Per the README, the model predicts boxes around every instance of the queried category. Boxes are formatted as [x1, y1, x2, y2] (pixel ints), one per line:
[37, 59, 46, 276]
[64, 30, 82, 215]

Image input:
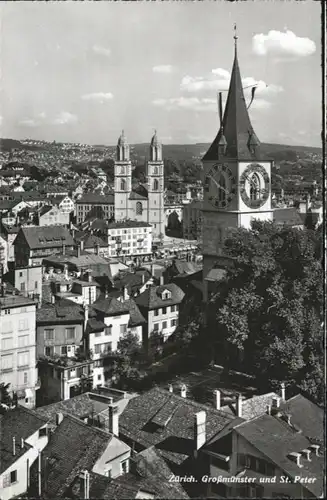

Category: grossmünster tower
[202, 33, 273, 301]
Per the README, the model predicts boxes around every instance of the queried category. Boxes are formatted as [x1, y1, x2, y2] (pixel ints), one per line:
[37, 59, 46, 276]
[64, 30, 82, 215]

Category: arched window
[120, 179, 126, 191]
[153, 179, 159, 191]
[136, 202, 143, 215]
[218, 174, 226, 203]
[250, 173, 260, 201]
[120, 166, 125, 174]
[153, 166, 158, 175]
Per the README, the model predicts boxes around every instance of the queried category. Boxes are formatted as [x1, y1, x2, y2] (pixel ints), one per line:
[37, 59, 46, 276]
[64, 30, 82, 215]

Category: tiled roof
[0, 294, 36, 310]
[135, 283, 185, 311]
[36, 299, 84, 324]
[205, 268, 227, 282]
[221, 392, 279, 420]
[120, 387, 235, 465]
[93, 296, 130, 316]
[172, 259, 202, 277]
[74, 232, 108, 249]
[234, 414, 324, 497]
[273, 208, 304, 227]
[114, 269, 152, 293]
[107, 220, 152, 229]
[279, 394, 324, 442]
[38, 205, 54, 216]
[0, 406, 48, 474]
[17, 226, 74, 250]
[76, 193, 114, 204]
[36, 415, 112, 498]
[87, 447, 189, 499]
[86, 318, 107, 333]
[124, 299, 146, 326]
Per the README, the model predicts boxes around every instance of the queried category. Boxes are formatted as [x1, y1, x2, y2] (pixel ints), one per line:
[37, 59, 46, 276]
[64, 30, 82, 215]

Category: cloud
[152, 65, 173, 74]
[19, 118, 40, 128]
[92, 45, 111, 57]
[180, 71, 283, 96]
[81, 92, 114, 102]
[152, 97, 216, 112]
[52, 112, 77, 125]
[252, 30, 316, 58]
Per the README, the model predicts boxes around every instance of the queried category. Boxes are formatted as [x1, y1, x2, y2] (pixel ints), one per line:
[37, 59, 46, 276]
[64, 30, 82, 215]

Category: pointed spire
[203, 28, 264, 162]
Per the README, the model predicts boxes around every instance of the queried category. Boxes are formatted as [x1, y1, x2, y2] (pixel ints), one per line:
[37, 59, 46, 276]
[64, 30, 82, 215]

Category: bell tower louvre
[201, 28, 273, 303]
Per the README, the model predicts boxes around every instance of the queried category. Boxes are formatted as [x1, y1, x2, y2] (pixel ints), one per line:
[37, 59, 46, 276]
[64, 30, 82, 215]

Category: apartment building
[0, 291, 38, 408]
[37, 205, 70, 227]
[135, 281, 185, 344]
[14, 226, 75, 267]
[76, 193, 114, 224]
[107, 220, 152, 259]
[50, 195, 75, 213]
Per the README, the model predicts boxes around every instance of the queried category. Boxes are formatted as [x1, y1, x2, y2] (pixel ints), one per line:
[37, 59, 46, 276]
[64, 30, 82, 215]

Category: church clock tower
[147, 131, 165, 241]
[202, 32, 273, 301]
[114, 130, 132, 221]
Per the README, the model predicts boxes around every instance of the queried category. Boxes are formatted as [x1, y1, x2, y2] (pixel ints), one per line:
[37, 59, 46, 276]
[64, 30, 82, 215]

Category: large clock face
[239, 163, 270, 209]
[207, 163, 236, 209]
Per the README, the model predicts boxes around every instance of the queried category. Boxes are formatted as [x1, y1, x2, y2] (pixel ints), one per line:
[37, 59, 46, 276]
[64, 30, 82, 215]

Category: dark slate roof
[36, 299, 84, 324]
[135, 283, 185, 311]
[0, 294, 36, 310]
[0, 406, 48, 474]
[114, 269, 152, 294]
[124, 299, 146, 326]
[279, 394, 324, 442]
[273, 208, 304, 227]
[37, 415, 112, 498]
[87, 447, 189, 499]
[202, 46, 268, 162]
[234, 414, 324, 497]
[119, 387, 235, 465]
[107, 220, 152, 229]
[86, 318, 107, 333]
[76, 193, 114, 204]
[17, 226, 74, 250]
[172, 259, 203, 277]
[129, 191, 148, 201]
[74, 232, 108, 249]
[93, 296, 130, 316]
[38, 205, 55, 216]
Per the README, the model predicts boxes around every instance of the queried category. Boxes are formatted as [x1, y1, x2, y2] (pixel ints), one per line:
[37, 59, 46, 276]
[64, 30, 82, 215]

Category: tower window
[136, 202, 143, 215]
[120, 166, 125, 174]
[153, 179, 159, 191]
[153, 166, 158, 175]
[250, 173, 261, 201]
[120, 179, 126, 191]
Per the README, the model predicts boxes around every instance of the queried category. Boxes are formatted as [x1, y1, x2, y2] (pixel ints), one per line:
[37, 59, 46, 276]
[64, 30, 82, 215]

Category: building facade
[114, 131, 165, 241]
[106, 220, 152, 259]
[183, 200, 203, 241]
[76, 194, 114, 224]
[0, 293, 38, 408]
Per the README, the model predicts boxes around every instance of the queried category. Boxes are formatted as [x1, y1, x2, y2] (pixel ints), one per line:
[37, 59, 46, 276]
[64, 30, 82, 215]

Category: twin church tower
[114, 131, 165, 240]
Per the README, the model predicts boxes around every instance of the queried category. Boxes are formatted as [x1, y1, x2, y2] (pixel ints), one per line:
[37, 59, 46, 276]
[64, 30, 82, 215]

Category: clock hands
[210, 176, 228, 193]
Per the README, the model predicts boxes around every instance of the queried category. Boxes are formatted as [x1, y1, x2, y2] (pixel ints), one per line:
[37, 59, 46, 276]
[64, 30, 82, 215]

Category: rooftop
[76, 193, 114, 204]
[0, 293, 36, 310]
[120, 387, 235, 465]
[16, 226, 75, 250]
[107, 220, 152, 229]
[135, 283, 185, 310]
[36, 298, 84, 324]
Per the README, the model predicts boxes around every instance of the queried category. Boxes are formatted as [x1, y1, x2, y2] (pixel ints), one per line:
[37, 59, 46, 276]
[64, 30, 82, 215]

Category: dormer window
[161, 290, 171, 300]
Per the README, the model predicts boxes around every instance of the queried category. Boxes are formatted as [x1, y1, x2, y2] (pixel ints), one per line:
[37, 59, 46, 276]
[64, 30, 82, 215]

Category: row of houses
[1, 381, 324, 499]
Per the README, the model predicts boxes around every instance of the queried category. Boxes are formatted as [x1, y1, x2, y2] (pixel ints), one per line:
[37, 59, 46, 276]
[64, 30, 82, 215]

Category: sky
[0, 1, 322, 147]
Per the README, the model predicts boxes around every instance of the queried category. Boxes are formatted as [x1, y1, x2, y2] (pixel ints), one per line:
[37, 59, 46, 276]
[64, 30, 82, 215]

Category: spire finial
[233, 23, 238, 53]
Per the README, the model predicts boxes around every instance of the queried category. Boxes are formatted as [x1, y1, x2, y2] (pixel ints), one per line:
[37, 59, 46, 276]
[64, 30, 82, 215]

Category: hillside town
[0, 3, 324, 499]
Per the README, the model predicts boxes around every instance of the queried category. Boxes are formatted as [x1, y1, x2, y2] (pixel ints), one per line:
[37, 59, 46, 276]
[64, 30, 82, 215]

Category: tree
[207, 221, 324, 404]
[0, 382, 11, 406]
[110, 332, 146, 389]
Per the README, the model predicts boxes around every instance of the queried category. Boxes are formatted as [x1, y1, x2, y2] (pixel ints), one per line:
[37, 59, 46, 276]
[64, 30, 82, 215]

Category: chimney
[180, 384, 187, 398]
[288, 452, 303, 468]
[80, 240, 84, 251]
[301, 449, 311, 461]
[95, 244, 100, 256]
[81, 470, 90, 500]
[309, 444, 320, 456]
[272, 396, 281, 409]
[84, 304, 89, 328]
[62, 243, 66, 256]
[280, 382, 286, 401]
[159, 275, 164, 286]
[63, 264, 68, 280]
[108, 404, 119, 436]
[214, 390, 221, 410]
[50, 294, 55, 305]
[88, 272, 92, 283]
[123, 286, 128, 301]
[141, 273, 145, 285]
[266, 404, 272, 415]
[151, 263, 155, 277]
[21, 437, 24, 448]
[38, 450, 42, 497]
[55, 413, 64, 426]
[194, 411, 206, 450]
[77, 243, 81, 258]
[236, 394, 243, 418]
[13, 436, 16, 456]
[168, 384, 173, 393]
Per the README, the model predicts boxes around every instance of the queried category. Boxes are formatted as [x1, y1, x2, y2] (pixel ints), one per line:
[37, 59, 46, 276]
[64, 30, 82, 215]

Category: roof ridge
[62, 413, 113, 440]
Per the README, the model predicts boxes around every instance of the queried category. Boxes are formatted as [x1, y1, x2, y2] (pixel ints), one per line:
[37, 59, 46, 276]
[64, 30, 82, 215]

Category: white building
[106, 220, 152, 259]
[0, 292, 38, 408]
